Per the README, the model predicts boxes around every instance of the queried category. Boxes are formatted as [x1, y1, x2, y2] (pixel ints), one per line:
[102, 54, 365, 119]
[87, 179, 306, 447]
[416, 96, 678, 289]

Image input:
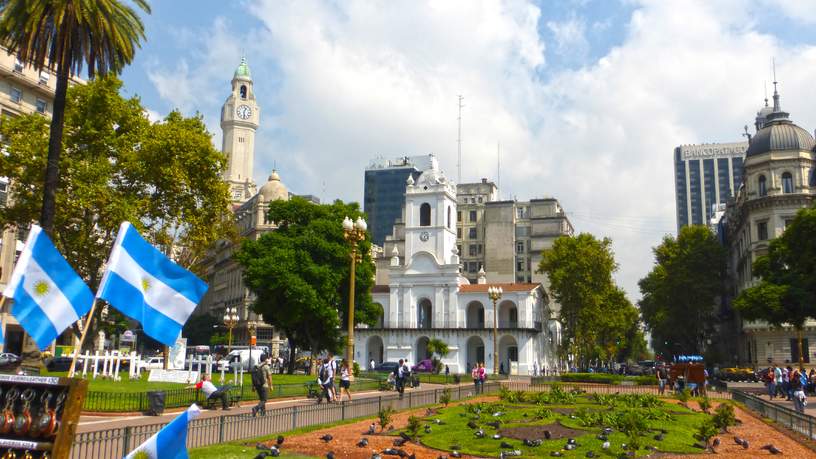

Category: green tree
[426, 338, 449, 359]
[734, 207, 816, 369]
[638, 225, 726, 358]
[235, 198, 380, 373]
[0, 76, 233, 341]
[0, 0, 151, 235]
[537, 233, 637, 367]
[182, 313, 221, 346]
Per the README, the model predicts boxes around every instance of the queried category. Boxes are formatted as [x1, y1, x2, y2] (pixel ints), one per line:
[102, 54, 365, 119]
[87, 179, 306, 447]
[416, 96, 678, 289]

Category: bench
[304, 382, 320, 399]
[198, 386, 241, 409]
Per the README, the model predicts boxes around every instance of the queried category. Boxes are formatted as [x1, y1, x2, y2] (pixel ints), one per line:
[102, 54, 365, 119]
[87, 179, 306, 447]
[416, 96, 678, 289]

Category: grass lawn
[404, 387, 711, 458]
[189, 443, 318, 459]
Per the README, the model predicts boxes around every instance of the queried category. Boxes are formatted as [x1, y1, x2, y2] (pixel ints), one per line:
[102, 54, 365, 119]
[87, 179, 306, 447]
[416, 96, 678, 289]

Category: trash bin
[146, 391, 165, 416]
[412, 376, 420, 388]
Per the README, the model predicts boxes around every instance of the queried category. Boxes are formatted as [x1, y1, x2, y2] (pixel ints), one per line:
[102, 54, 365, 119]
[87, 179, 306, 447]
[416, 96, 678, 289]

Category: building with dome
[354, 162, 563, 375]
[196, 59, 297, 356]
[722, 83, 816, 366]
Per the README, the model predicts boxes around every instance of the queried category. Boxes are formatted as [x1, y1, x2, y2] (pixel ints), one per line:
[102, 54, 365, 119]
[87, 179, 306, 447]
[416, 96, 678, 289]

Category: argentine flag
[97, 222, 207, 346]
[125, 403, 201, 459]
[1, 225, 93, 350]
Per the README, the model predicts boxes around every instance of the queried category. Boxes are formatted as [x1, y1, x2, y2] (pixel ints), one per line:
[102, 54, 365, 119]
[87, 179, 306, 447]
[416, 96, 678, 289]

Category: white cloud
[149, 0, 816, 301]
[547, 16, 589, 58]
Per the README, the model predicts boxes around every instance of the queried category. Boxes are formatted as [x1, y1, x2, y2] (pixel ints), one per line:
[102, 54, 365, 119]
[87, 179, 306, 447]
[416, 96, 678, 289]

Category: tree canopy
[734, 206, 816, 367]
[235, 197, 381, 370]
[638, 225, 726, 359]
[537, 233, 644, 366]
[0, 76, 233, 340]
[0, 0, 151, 234]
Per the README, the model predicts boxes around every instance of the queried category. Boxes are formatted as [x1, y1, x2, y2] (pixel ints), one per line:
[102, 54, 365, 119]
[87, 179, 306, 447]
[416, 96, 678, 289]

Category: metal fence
[731, 388, 816, 440]
[82, 378, 383, 412]
[71, 382, 501, 458]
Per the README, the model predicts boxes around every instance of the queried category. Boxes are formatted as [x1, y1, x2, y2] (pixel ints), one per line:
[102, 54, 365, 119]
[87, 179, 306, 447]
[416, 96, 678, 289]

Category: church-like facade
[354, 164, 563, 375]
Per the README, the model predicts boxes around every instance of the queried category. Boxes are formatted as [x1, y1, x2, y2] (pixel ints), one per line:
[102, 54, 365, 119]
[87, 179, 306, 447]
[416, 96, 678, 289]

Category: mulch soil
[264, 397, 816, 458]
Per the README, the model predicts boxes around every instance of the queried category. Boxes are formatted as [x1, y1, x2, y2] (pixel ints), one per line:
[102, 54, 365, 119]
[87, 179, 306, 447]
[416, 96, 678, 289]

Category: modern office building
[364, 155, 436, 245]
[674, 141, 748, 230]
[0, 48, 84, 355]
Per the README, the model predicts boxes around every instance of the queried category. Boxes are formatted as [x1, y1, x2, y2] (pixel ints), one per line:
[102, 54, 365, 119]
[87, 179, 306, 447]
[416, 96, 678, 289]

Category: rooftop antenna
[497, 142, 501, 200]
[772, 58, 780, 112]
[457, 95, 464, 184]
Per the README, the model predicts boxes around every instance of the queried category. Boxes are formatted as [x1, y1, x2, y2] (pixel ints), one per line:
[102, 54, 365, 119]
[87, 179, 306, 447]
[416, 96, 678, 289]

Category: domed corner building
[723, 84, 816, 367]
[195, 57, 295, 359]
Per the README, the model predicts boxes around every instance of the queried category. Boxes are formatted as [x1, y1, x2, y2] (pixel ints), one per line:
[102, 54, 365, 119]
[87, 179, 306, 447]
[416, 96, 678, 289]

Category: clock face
[419, 231, 430, 242]
[236, 104, 252, 120]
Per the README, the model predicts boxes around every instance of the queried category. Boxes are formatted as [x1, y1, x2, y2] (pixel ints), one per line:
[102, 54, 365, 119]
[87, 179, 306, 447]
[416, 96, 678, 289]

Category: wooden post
[68, 298, 99, 378]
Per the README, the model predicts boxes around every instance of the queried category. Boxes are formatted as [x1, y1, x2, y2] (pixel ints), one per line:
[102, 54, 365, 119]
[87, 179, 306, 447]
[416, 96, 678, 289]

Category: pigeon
[358, 438, 369, 447]
[742, 440, 750, 449]
[320, 434, 333, 442]
[276, 436, 284, 446]
[486, 421, 501, 428]
[268, 448, 280, 458]
[653, 433, 664, 441]
[544, 430, 552, 440]
[734, 437, 744, 446]
[598, 434, 608, 441]
[621, 443, 628, 450]
[474, 429, 485, 438]
[601, 441, 611, 450]
[451, 451, 461, 458]
[501, 441, 513, 448]
[254, 453, 269, 459]
[550, 452, 563, 457]
[425, 425, 432, 433]
[393, 438, 407, 446]
[603, 428, 613, 435]
[499, 450, 522, 458]
[383, 449, 400, 456]
[493, 412, 504, 417]
[492, 434, 502, 440]
[326, 453, 335, 459]
[769, 446, 782, 455]
[434, 419, 442, 424]
[712, 438, 720, 448]
[467, 421, 479, 429]
[523, 439, 542, 447]
[567, 438, 576, 445]
[586, 452, 596, 458]
[368, 423, 377, 434]
[565, 444, 576, 451]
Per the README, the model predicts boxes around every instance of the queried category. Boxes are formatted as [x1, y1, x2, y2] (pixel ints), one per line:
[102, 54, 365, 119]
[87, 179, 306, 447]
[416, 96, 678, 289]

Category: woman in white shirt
[339, 359, 352, 402]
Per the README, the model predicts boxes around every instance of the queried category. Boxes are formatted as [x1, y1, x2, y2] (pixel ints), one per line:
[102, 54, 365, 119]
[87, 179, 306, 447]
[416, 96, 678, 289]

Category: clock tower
[221, 57, 260, 203]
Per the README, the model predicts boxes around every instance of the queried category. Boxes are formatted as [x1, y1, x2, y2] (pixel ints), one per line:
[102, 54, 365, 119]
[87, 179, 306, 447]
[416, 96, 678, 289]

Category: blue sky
[119, 0, 816, 299]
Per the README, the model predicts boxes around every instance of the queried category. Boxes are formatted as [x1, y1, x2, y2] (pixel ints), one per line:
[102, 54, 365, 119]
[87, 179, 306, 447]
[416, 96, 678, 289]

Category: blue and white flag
[125, 403, 201, 459]
[1, 225, 94, 350]
[97, 222, 207, 346]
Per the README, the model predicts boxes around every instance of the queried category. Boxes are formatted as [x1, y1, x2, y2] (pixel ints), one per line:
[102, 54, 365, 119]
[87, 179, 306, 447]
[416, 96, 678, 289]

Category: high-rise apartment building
[674, 141, 748, 230]
[364, 155, 436, 245]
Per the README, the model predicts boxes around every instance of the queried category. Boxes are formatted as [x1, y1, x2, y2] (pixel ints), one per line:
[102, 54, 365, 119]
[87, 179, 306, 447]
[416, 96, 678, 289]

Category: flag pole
[68, 298, 99, 378]
[0, 295, 6, 353]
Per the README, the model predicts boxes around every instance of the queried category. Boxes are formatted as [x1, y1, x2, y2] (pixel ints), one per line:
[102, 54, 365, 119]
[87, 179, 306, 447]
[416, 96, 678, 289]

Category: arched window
[240, 85, 247, 99]
[447, 206, 451, 229]
[420, 203, 431, 226]
[758, 175, 767, 197]
[782, 172, 794, 194]
[810, 169, 816, 187]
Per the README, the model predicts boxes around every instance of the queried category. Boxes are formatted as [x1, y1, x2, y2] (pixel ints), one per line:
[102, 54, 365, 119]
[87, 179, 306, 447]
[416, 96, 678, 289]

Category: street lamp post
[487, 286, 503, 375]
[342, 216, 367, 369]
[223, 306, 239, 356]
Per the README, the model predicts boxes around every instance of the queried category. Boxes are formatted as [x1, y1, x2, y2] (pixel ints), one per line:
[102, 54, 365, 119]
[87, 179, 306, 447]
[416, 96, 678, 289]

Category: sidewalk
[729, 381, 816, 417]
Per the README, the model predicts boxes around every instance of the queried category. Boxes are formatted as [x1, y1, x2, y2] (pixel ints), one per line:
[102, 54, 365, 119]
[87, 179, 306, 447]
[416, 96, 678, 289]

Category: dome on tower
[746, 85, 815, 157]
[234, 57, 251, 80]
[258, 170, 288, 201]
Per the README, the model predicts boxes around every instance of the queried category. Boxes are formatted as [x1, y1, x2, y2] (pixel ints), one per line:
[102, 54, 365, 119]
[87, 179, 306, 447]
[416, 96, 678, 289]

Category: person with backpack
[395, 359, 409, 398]
[251, 355, 273, 416]
[317, 357, 334, 404]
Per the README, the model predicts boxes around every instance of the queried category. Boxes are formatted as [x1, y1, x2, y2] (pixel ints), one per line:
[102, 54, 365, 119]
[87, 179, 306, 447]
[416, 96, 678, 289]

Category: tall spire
[772, 58, 780, 112]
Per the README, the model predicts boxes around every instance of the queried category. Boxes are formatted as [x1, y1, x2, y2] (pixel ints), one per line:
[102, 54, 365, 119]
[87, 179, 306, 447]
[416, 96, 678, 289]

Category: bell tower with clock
[221, 56, 260, 203]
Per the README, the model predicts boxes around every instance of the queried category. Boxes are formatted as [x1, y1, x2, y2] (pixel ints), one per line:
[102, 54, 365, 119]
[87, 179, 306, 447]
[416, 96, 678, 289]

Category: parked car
[373, 361, 399, 374]
[411, 359, 434, 373]
[139, 356, 165, 371]
[216, 348, 266, 371]
[0, 353, 20, 368]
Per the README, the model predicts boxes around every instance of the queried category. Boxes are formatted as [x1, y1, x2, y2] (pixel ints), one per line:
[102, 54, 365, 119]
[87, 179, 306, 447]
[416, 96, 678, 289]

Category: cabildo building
[354, 163, 563, 375]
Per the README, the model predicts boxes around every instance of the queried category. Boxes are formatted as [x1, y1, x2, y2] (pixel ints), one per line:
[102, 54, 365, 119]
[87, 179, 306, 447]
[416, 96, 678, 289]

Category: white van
[217, 348, 266, 371]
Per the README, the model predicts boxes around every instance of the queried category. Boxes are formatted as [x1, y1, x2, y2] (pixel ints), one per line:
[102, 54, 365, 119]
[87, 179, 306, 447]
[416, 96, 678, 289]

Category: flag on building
[97, 222, 207, 346]
[125, 403, 201, 459]
[1, 225, 94, 350]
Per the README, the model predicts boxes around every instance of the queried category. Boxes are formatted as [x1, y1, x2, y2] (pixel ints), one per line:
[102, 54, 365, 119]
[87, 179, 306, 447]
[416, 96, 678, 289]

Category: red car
[412, 359, 434, 373]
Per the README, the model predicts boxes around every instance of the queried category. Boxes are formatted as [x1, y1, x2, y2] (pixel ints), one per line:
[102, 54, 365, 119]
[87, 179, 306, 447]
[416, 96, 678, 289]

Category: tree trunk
[287, 341, 296, 375]
[40, 59, 69, 235]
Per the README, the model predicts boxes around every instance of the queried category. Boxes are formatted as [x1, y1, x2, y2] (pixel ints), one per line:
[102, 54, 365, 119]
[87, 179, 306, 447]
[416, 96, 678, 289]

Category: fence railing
[71, 382, 502, 458]
[730, 388, 816, 440]
[83, 378, 384, 412]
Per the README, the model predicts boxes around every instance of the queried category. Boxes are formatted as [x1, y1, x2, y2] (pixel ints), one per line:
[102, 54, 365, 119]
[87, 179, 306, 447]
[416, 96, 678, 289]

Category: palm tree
[0, 0, 150, 234]
[426, 338, 449, 374]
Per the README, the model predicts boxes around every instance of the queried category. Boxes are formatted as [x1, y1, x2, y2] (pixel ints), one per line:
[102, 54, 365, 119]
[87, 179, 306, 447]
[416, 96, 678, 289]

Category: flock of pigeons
[252, 412, 785, 458]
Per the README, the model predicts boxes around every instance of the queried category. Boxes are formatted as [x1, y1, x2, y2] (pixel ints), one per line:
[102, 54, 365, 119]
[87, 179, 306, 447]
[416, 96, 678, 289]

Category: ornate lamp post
[223, 306, 239, 355]
[342, 216, 367, 368]
[487, 286, 503, 375]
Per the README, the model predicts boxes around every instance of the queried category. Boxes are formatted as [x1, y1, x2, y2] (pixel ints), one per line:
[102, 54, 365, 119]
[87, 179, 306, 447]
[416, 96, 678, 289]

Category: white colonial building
[354, 163, 562, 375]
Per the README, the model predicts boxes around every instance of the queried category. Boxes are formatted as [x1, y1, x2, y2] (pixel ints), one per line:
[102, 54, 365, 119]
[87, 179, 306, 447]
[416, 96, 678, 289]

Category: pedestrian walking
[479, 362, 487, 393]
[338, 359, 353, 402]
[656, 364, 668, 395]
[765, 366, 776, 399]
[774, 365, 783, 398]
[471, 363, 480, 394]
[395, 359, 409, 398]
[317, 358, 334, 404]
[791, 369, 807, 413]
[369, 358, 376, 371]
[251, 355, 273, 416]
